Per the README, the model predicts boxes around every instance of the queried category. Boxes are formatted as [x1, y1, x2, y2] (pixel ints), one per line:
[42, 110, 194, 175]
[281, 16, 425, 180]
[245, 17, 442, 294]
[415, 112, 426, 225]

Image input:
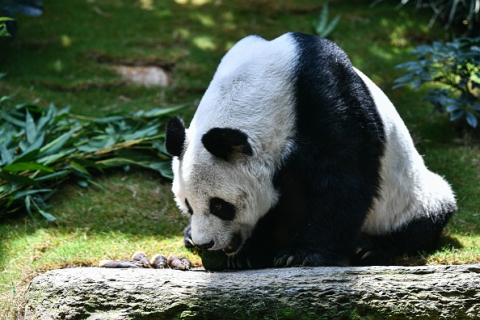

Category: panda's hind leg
[355, 212, 454, 266]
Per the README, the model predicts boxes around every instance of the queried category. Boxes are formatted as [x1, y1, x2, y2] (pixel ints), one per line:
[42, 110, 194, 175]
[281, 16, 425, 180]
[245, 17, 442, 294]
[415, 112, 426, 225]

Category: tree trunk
[23, 264, 480, 319]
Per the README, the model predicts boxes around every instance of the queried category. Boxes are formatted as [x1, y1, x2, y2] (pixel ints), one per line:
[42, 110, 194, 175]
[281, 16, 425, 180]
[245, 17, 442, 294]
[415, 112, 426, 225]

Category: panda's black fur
[165, 32, 456, 268]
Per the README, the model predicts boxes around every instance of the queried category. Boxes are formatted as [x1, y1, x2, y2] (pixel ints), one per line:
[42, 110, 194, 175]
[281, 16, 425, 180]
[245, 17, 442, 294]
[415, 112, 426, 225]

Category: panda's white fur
[167, 32, 456, 266]
[172, 34, 298, 250]
[355, 69, 456, 235]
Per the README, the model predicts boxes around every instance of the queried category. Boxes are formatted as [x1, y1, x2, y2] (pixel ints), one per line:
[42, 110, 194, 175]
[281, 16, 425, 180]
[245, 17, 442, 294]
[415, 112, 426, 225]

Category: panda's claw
[361, 251, 372, 260]
[246, 258, 252, 269]
[286, 255, 296, 267]
[274, 254, 290, 267]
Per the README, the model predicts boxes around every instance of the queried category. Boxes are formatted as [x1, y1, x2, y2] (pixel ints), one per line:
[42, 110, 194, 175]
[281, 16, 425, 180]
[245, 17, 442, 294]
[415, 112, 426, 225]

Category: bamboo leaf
[14, 189, 52, 200]
[0, 171, 41, 187]
[25, 195, 32, 216]
[39, 132, 72, 155]
[1, 101, 181, 221]
[141, 105, 188, 118]
[93, 116, 125, 123]
[72, 158, 104, 172]
[76, 180, 89, 188]
[36, 148, 76, 165]
[466, 111, 478, 128]
[0, 111, 25, 127]
[1, 144, 14, 165]
[3, 162, 54, 173]
[25, 110, 37, 144]
[69, 161, 90, 175]
[37, 105, 56, 132]
[34, 170, 70, 182]
[37, 209, 57, 222]
[12, 149, 40, 164]
[24, 131, 46, 154]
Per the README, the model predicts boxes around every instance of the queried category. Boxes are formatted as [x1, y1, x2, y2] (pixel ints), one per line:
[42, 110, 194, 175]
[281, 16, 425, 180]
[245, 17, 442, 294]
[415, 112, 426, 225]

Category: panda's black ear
[202, 128, 253, 161]
[165, 116, 186, 158]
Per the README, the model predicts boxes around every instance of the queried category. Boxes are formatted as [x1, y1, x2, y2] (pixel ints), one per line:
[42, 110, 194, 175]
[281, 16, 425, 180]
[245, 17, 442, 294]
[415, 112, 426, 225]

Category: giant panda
[164, 32, 457, 268]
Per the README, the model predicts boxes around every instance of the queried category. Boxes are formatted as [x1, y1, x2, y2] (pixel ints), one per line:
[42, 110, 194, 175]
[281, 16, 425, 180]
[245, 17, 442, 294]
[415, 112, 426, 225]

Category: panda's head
[164, 34, 298, 254]
[165, 116, 279, 254]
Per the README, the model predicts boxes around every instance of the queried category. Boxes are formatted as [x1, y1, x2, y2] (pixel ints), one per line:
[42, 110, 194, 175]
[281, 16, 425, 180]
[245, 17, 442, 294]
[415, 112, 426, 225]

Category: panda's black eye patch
[185, 199, 193, 215]
[209, 198, 236, 221]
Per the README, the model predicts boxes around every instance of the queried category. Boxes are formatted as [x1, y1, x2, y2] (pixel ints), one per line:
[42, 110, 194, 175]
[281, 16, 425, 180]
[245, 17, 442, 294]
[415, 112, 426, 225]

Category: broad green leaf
[69, 161, 90, 175]
[0, 171, 40, 187]
[93, 116, 125, 123]
[446, 105, 462, 112]
[97, 158, 141, 168]
[23, 131, 46, 154]
[72, 158, 104, 172]
[86, 179, 104, 189]
[37, 209, 57, 222]
[39, 132, 72, 155]
[34, 170, 70, 182]
[25, 110, 37, 144]
[1, 144, 14, 165]
[0, 111, 25, 127]
[465, 111, 478, 128]
[14, 189, 52, 200]
[450, 109, 465, 121]
[37, 105, 56, 132]
[123, 125, 159, 141]
[321, 14, 341, 38]
[142, 105, 188, 118]
[25, 195, 32, 216]
[36, 148, 75, 165]
[3, 162, 54, 173]
[76, 180, 89, 188]
[12, 149, 40, 164]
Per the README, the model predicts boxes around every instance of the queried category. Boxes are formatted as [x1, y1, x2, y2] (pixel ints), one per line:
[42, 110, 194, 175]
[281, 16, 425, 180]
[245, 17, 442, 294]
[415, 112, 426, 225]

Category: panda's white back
[187, 34, 298, 170]
[355, 69, 456, 235]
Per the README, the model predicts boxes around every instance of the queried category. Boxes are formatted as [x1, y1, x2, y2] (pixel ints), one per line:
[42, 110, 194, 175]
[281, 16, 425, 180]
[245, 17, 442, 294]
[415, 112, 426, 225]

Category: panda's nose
[196, 240, 214, 250]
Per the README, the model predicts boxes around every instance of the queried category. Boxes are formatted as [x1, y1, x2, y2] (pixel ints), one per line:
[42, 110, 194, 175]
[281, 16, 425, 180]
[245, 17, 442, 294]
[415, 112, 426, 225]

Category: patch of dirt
[86, 51, 175, 87]
[113, 65, 170, 87]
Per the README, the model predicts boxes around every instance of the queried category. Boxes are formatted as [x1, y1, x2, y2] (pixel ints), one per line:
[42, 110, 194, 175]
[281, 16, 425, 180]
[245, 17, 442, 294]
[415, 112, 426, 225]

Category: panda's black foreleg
[273, 202, 367, 267]
[226, 230, 278, 269]
[272, 169, 377, 267]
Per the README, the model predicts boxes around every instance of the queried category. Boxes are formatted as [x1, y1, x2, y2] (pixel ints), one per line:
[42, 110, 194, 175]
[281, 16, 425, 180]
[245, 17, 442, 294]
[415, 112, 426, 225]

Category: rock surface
[23, 264, 480, 319]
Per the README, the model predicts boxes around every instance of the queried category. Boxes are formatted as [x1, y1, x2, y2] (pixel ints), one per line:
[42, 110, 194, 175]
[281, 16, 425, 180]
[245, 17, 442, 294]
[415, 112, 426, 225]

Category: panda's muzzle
[223, 232, 242, 254]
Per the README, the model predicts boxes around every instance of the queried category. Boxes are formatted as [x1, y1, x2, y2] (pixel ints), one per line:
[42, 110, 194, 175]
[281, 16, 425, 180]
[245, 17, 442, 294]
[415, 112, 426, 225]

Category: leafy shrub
[0, 99, 184, 221]
[372, 0, 480, 36]
[394, 37, 480, 128]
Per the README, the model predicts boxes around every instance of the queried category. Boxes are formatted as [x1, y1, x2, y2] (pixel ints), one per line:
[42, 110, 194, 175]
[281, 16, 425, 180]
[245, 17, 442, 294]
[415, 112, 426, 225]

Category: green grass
[1, 0, 479, 318]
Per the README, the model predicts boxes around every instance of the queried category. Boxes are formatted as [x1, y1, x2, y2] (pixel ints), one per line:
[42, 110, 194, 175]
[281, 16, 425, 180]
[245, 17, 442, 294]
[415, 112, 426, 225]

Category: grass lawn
[1, 0, 479, 318]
